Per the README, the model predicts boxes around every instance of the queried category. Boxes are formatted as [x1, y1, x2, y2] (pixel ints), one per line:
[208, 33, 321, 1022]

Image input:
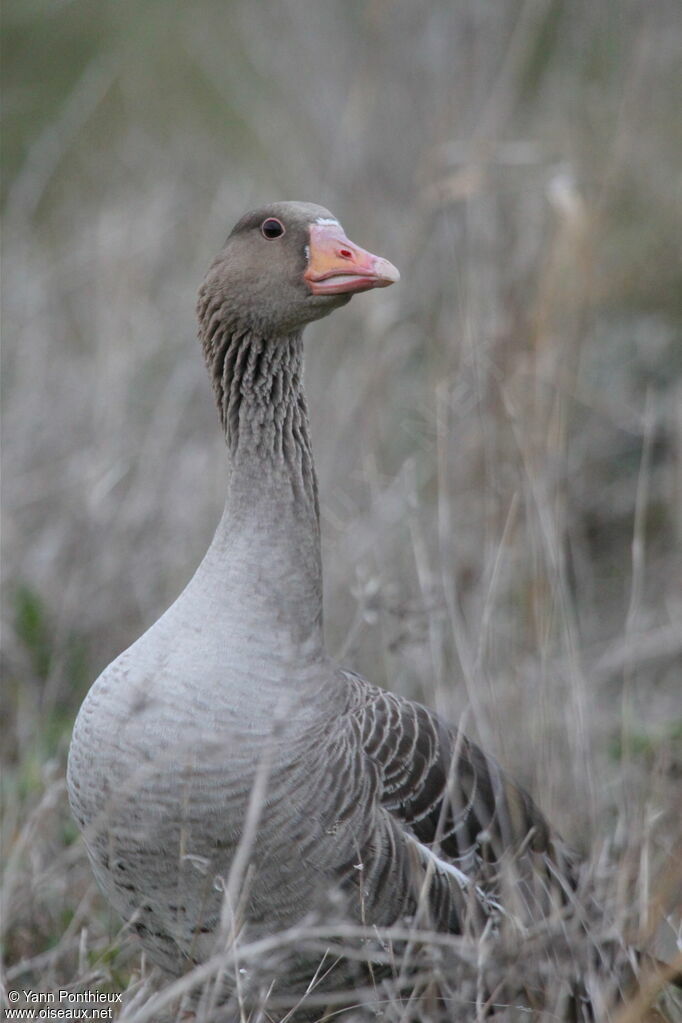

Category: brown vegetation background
[2, 0, 681, 1012]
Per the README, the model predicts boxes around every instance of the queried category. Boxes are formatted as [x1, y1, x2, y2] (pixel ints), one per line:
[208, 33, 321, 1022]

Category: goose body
[67, 203, 577, 1006]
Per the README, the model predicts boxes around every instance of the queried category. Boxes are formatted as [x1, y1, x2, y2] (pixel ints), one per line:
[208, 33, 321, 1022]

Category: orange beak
[304, 222, 400, 296]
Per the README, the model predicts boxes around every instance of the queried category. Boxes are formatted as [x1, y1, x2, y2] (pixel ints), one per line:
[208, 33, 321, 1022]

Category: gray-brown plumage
[68, 203, 588, 1017]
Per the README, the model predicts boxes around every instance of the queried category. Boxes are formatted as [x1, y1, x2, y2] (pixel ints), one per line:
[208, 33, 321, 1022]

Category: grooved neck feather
[198, 313, 324, 659]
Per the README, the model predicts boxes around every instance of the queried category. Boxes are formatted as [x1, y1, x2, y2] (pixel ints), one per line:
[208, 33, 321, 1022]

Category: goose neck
[202, 328, 324, 657]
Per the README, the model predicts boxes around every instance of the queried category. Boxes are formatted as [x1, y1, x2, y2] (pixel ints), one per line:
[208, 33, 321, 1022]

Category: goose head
[198, 201, 400, 338]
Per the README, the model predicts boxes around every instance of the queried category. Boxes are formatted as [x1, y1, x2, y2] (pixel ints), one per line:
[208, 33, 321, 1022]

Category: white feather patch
[404, 831, 508, 920]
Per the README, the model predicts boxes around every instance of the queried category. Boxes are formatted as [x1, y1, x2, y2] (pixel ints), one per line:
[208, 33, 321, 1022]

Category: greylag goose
[68, 203, 602, 1018]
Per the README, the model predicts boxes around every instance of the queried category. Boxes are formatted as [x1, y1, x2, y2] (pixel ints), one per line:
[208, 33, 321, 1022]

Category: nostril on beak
[338, 248, 353, 259]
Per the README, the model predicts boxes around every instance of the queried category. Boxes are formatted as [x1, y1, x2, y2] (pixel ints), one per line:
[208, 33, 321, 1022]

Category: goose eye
[261, 218, 285, 240]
